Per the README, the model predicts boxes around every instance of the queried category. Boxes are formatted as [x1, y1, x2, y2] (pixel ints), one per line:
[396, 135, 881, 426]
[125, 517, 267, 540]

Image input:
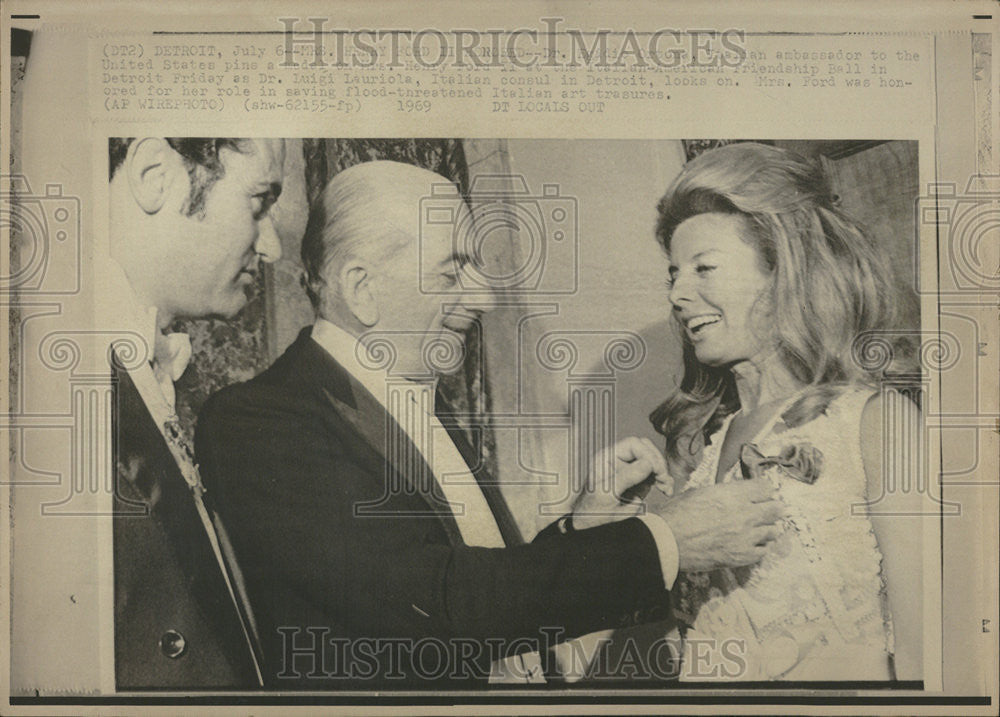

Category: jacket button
[159, 630, 187, 659]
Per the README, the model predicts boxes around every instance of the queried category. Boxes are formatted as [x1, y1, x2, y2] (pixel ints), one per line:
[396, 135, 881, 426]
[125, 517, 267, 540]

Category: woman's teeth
[687, 314, 722, 333]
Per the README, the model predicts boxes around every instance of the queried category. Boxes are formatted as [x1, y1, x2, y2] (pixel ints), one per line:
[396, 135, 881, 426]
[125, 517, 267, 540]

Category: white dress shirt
[311, 319, 679, 585]
[311, 318, 506, 548]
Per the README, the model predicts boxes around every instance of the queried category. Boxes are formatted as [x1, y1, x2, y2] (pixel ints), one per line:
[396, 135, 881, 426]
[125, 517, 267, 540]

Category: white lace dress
[670, 386, 895, 681]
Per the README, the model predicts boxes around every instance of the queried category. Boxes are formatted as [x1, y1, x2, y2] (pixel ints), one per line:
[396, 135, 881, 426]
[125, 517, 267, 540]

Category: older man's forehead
[225, 138, 284, 182]
[257, 137, 285, 162]
[253, 138, 285, 174]
[419, 208, 479, 269]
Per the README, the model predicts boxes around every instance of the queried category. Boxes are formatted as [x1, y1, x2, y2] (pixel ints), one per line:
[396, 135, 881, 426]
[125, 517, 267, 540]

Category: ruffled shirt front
[670, 386, 895, 682]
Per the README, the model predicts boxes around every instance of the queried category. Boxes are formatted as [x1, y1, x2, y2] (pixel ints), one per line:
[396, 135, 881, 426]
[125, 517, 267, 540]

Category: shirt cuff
[637, 514, 679, 589]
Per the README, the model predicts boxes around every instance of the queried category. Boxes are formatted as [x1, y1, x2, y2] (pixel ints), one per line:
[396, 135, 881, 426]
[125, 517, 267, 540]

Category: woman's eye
[696, 263, 716, 275]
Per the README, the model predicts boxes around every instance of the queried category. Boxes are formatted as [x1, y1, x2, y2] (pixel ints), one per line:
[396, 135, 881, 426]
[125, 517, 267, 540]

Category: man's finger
[653, 474, 674, 498]
[612, 436, 647, 463]
[638, 437, 668, 480]
[612, 437, 668, 485]
[616, 457, 653, 488]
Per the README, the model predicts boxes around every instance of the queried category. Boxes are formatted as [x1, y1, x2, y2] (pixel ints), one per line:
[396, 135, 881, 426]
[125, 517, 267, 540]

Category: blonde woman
[650, 143, 922, 682]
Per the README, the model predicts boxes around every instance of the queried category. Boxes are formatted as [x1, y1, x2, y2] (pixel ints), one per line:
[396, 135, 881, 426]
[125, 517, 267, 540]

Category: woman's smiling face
[667, 212, 775, 368]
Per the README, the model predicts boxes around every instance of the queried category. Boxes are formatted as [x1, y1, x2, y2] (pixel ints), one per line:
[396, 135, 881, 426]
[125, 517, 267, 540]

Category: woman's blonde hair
[650, 142, 912, 478]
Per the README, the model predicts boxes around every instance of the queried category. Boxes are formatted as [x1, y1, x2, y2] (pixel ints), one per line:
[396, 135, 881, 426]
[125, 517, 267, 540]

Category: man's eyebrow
[441, 251, 475, 268]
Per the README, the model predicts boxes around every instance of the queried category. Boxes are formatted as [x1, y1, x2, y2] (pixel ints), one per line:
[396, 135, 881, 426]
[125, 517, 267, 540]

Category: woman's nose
[668, 272, 693, 307]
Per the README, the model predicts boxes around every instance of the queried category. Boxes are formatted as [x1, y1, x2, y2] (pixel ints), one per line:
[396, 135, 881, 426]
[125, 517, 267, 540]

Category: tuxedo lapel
[112, 361, 258, 687]
[434, 390, 524, 547]
[287, 330, 463, 544]
[320, 381, 459, 524]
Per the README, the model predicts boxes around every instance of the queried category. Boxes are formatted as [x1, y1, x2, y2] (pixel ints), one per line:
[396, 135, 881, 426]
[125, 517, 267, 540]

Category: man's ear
[340, 262, 379, 327]
[126, 138, 179, 214]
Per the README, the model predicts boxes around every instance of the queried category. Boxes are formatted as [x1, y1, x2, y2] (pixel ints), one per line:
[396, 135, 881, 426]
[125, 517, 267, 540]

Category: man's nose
[255, 215, 282, 264]
[465, 285, 496, 314]
[456, 265, 497, 314]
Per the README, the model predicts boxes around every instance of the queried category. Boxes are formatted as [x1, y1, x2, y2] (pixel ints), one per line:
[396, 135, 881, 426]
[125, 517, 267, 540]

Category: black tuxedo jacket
[113, 364, 258, 689]
[195, 328, 670, 687]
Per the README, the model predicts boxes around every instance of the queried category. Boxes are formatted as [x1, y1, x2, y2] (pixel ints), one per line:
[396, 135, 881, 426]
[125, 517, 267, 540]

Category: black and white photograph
[8, 133, 935, 686]
[2, 2, 996, 715]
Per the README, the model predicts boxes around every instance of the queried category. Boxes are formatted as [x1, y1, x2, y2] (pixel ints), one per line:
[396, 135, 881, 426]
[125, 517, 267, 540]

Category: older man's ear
[341, 263, 380, 327]
[125, 138, 177, 215]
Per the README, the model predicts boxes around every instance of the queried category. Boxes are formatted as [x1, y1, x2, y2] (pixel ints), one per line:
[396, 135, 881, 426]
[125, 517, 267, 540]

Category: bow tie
[739, 442, 824, 485]
[153, 331, 193, 382]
